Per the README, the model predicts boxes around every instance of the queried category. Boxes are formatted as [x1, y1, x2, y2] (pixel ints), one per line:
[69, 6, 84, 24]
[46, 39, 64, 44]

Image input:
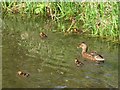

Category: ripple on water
[54, 86, 67, 88]
[41, 57, 72, 73]
[43, 62, 71, 73]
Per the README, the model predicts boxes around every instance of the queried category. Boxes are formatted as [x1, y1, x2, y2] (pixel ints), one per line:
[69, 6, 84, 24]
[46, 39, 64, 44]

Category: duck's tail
[94, 56, 105, 61]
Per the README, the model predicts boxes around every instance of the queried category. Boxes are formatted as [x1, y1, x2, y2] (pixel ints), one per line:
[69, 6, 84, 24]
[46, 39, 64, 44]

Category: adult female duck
[77, 42, 105, 62]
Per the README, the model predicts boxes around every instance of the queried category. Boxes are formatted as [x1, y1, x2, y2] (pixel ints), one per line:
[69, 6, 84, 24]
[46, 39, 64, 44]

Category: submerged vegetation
[1, 2, 119, 43]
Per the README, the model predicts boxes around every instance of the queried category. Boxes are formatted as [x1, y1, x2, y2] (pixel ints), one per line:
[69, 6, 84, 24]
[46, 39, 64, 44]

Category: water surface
[2, 16, 118, 88]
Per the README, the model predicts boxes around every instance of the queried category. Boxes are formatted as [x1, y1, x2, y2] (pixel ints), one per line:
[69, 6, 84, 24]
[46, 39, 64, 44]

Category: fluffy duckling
[72, 28, 83, 34]
[75, 58, 84, 67]
[77, 42, 105, 62]
[17, 71, 30, 77]
[40, 32, 47, 39]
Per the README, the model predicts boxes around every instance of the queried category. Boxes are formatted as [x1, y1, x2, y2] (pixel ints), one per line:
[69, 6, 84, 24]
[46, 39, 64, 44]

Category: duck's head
[40, 32, 47, 38]
[17, 71, 23, 75]
[40, 32, 44, 36]
[75, 58, 78, 62]
[77, 42, 87, 49]
[73, 28, 78, 32]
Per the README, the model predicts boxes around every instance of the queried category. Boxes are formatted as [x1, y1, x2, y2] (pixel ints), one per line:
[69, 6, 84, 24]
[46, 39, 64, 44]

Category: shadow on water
[2, 15, 118, 88]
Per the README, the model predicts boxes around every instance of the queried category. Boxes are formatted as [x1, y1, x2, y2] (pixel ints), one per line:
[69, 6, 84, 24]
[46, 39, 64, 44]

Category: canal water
[2, 15, 118, 88]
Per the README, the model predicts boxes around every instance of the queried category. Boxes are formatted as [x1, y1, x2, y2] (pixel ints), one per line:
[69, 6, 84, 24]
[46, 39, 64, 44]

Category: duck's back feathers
[90, 51, 105, 61]
[94, 55, 105, 61]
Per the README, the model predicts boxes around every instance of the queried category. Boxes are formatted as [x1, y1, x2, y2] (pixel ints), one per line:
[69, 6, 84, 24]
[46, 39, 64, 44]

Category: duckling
[17, 71, 30, 77]
[75, 58, 84, 67]
[77, 42, 105, 62]
[40, 32, 47, 39]
[72, 28, 83, 34]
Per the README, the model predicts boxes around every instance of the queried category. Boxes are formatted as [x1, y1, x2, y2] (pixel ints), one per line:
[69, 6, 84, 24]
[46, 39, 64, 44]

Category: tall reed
[1, 2, 119, 43]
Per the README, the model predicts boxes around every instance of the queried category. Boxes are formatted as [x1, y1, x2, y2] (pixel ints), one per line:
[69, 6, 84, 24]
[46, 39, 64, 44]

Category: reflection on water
[2, 16, 118, 88]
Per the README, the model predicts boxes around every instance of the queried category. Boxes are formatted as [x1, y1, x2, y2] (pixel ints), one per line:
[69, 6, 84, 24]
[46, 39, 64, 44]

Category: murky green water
[2, 15, 118, 88]
[0, 47, 1, 89]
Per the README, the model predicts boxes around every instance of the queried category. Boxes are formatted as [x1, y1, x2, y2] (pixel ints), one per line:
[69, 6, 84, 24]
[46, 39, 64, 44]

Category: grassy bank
[1, 2, 119, 43]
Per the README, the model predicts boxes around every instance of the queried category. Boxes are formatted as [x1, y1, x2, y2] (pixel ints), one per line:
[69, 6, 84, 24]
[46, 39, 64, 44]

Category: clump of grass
[1, 2, 119, 43]
[79, 2, 118, 43]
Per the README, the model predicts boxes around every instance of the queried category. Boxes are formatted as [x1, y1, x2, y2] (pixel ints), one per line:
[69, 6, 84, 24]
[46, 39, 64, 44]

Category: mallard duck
[17, 71, 30, 77]
[77, 42, 105, 62]
[40, 32, 47, 39]
[75, 58, 84, 67]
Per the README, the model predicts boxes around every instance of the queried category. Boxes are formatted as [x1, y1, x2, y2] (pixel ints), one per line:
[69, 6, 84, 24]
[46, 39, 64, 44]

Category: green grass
[1, 2, 119, 43]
